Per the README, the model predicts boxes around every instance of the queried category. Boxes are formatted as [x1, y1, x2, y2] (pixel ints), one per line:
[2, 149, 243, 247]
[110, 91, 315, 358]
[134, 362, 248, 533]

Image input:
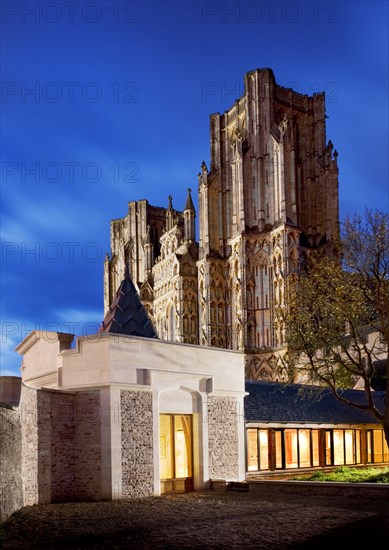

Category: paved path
[1, 490, 389, 549]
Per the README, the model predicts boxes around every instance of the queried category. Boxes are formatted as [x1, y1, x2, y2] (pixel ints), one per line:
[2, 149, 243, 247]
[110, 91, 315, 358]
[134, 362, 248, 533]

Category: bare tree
[283, 209, 389, 447]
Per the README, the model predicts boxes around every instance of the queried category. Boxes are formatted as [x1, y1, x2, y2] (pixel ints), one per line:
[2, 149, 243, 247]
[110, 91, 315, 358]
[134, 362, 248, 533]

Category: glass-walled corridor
[247, 427, 389, 472]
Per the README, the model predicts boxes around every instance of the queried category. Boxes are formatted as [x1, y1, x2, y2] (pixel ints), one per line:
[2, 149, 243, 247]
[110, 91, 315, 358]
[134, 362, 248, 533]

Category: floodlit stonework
[207, 396, 241, 480]
[0, 403, 22, 521]
[0, 329, 247, 520]
[19, 384, 103, 507]
[121, 390, 154, 498]
[104, 68, 339, 379]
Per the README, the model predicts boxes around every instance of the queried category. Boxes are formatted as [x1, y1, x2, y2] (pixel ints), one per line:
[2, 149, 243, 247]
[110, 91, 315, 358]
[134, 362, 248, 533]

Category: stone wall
[248, 480, 389, 500]
[207, 396, 240, 480]
[0, 405, 22, 522]
[18, 385, 103, 508]
[121, 390, 154, 497]
[37, 391, 75, 503]
[20, 385, 39, 506]
[74, 391, 102, 501]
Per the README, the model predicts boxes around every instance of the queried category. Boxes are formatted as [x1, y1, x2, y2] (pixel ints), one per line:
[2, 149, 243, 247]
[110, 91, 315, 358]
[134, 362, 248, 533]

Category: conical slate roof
[99, 272, 158, 339]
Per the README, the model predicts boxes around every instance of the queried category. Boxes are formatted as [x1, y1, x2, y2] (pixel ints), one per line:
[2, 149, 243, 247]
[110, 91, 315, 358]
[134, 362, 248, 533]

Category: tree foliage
[283, 209, 389, 447]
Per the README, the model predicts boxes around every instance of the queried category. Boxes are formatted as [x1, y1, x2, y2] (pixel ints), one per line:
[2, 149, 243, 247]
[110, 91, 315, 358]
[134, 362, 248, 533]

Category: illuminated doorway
[159, 414, 193, 493]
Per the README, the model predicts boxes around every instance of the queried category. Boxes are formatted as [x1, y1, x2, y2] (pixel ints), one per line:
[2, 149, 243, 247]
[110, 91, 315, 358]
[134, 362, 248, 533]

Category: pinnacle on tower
[184, 188, 196, 242]
[184, 188, 195, 212]
[144, 224, 154, 272]
[166, 195, 174, 231]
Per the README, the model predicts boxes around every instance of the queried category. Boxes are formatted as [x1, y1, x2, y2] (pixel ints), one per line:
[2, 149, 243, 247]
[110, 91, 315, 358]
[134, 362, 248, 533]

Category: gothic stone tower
[104, 192, 199, 346]
[104, 68, 339, 380]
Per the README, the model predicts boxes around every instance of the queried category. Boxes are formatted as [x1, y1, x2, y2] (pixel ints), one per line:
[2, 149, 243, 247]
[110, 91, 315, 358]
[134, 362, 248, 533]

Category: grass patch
[293, 466, 389, 483]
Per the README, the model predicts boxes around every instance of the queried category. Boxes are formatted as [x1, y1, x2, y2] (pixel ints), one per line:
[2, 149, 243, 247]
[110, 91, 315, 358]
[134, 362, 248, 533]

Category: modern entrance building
[10, 323, 247, 504]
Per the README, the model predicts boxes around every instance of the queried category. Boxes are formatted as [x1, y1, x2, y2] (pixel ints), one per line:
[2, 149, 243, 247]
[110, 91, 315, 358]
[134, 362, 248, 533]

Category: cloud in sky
[1, 0, 388, 376]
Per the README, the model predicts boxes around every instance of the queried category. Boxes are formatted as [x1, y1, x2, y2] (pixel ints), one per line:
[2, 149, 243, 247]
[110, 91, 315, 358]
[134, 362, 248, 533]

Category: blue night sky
[1, 0, 388, 376]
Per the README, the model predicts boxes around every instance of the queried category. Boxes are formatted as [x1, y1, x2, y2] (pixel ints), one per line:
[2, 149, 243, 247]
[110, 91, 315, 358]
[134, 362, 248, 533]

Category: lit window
[275, 431, 283, 469]
[259, 430, 269, 470]
[333, 430, 345, 465]
[367, 430, 372, 463]
[311, 430, 319, 466]
[298, 430, 311, 467]
[247, 429, 269, 471]
[355, 430, 361, 464]
[325, 431, 332, 466]
[373, 430, 384, 463]
[247, 429, 258, 471]
[383, 435, 389, 462]
[285, 429, 298, 468]
[345, 430, 354, 464]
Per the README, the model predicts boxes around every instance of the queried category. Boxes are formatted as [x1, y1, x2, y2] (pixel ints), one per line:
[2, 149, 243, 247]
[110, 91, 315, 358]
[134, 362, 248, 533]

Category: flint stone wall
[207, 395, 240, 480]
[121, 390, 154, 497]
[20, 385, 39, 506]
[0, 405, 23, 522]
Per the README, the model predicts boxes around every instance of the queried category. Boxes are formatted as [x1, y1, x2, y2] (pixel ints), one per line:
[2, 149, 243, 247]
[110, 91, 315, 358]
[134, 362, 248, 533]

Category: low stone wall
[121, 390, 154, 497]
[0, 405, 23, 523]
[225, 480, 389, 500]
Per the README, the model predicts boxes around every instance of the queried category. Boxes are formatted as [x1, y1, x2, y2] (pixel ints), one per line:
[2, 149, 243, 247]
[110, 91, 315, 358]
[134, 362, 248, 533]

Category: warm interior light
[259, 430, 269, 470]
[345, 430, 354, 464]
[159, 414, 192, 480]
[298, 430, 311, 467]
[247, 429, 258, 471]
[333, 430, 344, 465]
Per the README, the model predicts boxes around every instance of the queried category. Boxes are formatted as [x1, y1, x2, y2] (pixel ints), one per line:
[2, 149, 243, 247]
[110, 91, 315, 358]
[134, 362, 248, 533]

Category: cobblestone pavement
[1, 490, 389, 549]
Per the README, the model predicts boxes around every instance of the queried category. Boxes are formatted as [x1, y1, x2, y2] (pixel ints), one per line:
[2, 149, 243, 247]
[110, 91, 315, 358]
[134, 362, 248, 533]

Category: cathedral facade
[103, 68, 339, 379]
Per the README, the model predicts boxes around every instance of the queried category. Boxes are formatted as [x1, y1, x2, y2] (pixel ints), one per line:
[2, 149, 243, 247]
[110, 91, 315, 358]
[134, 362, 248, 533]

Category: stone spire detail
[144, 225, 154, 273]
[166, 195, 174, 231]
[184, 188, 196, 242]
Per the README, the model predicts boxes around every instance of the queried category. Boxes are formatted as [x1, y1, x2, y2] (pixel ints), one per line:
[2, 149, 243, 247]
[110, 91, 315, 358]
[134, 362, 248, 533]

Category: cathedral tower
[104, 68, 339, 379]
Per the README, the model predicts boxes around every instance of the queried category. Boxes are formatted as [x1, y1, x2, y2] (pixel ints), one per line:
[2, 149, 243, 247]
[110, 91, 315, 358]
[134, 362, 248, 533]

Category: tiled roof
[244, 380, 385, 425]
[99, 273, 158, 339]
